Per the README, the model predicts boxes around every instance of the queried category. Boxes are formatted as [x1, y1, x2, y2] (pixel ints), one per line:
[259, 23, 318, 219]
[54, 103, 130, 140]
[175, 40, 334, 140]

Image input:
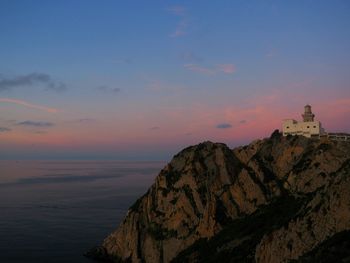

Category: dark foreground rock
[88, 131, 350, 262]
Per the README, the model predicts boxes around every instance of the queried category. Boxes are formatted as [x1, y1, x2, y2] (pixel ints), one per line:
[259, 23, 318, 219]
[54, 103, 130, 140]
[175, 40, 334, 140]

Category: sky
[0, 0, 349, 160]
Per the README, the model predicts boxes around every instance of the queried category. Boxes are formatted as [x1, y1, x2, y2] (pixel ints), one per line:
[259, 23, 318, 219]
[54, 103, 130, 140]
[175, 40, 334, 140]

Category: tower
[302, 104, 315, 122]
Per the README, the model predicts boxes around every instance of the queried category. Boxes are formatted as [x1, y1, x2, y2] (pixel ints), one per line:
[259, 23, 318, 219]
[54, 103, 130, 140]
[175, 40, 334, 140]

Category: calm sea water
[0, 160, 165, 263]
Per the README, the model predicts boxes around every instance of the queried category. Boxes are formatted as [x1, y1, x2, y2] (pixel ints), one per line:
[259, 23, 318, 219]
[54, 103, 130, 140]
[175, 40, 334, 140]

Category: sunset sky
[1, 1, 349, 160]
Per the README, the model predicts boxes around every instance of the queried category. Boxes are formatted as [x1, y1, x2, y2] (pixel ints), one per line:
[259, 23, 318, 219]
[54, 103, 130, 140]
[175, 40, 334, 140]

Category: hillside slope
[87, 131, 350, 262]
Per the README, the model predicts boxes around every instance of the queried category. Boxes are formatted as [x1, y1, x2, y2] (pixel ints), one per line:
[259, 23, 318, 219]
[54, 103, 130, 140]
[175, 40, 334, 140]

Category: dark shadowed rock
[88, 135, 350, 262]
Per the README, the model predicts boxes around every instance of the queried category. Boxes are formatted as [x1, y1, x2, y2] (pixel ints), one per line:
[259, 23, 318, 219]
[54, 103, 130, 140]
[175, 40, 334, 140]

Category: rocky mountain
[87, 130, 350, 262]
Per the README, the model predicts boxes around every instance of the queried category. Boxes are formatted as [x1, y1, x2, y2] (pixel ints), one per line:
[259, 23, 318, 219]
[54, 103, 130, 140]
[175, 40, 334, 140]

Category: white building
[282, 105, 325, 138]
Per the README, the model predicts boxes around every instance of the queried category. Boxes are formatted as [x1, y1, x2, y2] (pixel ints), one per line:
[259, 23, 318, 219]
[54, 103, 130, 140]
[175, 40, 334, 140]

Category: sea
[0, 160, 165, 263]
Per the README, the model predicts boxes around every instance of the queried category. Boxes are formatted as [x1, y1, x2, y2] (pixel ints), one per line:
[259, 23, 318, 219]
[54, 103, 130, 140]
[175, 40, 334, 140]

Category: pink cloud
[216, 64, 236, 74]
[0, 98, 59, 113]
[3, 86, 348, 154]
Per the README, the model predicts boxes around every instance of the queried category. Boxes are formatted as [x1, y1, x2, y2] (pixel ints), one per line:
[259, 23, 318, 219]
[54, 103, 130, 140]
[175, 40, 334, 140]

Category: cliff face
[89, 131, 350, 263]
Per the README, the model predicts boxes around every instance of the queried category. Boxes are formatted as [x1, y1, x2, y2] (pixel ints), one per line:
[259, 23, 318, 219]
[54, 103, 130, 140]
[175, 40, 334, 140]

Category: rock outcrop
[88, 131, 350, 262]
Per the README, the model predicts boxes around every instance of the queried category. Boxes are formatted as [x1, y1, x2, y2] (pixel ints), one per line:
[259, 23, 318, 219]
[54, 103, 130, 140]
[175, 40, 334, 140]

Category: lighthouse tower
[302, 105, 315, 122]
[282, 105, 325, 138]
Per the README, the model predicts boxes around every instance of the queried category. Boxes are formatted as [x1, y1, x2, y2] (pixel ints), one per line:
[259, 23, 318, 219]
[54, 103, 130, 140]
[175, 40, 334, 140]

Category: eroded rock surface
[90, 131, 350, 262]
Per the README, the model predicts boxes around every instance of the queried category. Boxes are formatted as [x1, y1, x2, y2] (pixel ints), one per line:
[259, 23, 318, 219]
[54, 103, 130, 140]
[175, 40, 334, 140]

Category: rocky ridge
[87, 131, 350, 262]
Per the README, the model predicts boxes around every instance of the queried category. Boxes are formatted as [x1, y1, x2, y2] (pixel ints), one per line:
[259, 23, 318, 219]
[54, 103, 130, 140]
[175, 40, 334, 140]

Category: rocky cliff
[87, 131, 350, 262]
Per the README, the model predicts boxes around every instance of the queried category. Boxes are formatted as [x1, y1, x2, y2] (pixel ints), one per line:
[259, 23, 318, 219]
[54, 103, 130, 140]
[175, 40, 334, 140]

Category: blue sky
[0, 1, 349, 160]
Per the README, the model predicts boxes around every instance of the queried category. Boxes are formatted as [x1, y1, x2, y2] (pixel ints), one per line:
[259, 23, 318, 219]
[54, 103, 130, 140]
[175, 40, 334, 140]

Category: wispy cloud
[184, 63, 236, 75]
[216, 64, 236, 74]
[216, 123, 232, 129]
[97, 85, 121, 93]
[184, 64, 215, 75]
[180, 51, 203, 63]
[167, 6, 186, 16]
[0, 98, 59, 113]
[0, 127, 11, 132]
[150, 126, 160, 130]
[0, 73, 66, 92]
[17, 121, 54, 127]
[168, 5, 189, 37]
[65, 118, 97, 125]
[170, 20, 188, 37]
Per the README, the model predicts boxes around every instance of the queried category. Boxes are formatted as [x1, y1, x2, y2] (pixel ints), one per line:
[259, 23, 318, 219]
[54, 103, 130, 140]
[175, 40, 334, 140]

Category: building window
[286, 126, 289, 129]
[313, 126, 316, 128]
[307, 126, 310, 128]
